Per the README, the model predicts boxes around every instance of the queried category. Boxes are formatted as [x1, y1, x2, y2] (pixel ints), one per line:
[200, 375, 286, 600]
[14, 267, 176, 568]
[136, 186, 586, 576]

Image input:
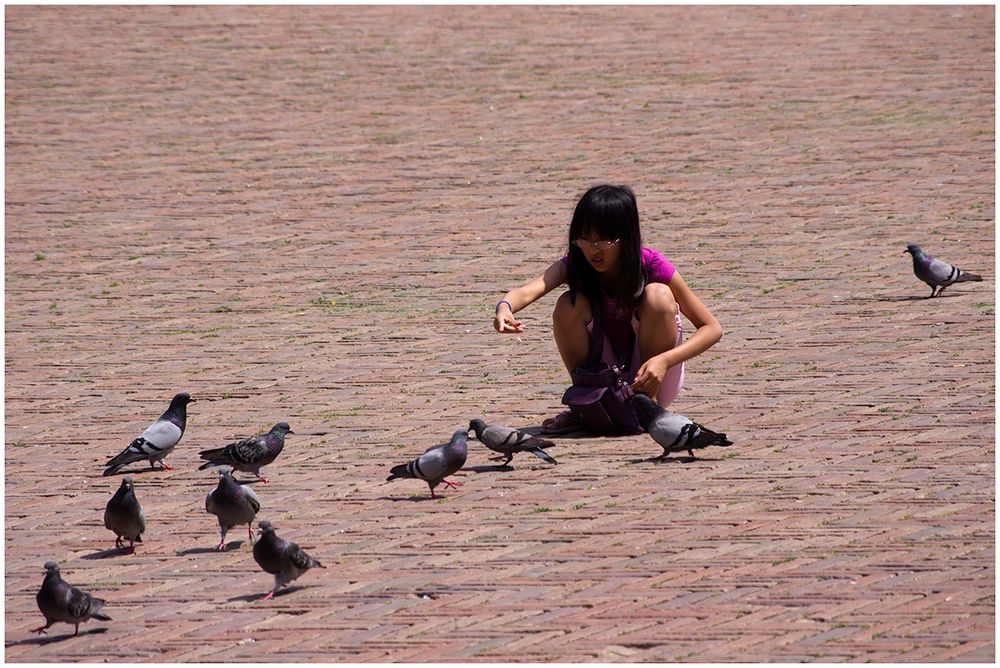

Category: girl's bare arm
[494, 260, 568, 333]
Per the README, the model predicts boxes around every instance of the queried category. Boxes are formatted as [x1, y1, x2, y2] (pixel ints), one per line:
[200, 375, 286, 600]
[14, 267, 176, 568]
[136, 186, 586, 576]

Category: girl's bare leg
[552, 291, 592, 374]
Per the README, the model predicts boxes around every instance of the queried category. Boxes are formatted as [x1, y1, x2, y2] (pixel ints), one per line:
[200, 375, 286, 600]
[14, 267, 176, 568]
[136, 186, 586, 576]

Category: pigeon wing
[66, 586, 94, 620]
[924, 256, 959, 285]
[243, 484, 261, 514]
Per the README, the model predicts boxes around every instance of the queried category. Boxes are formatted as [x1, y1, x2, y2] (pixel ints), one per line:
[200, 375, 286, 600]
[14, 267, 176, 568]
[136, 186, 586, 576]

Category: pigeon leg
[218, 527, 229, 551]
[247, 524, 255, 544]
[31, 621, 53, 634]
[504, 456, 513, 466]
[115, 536, 123, 549]
[74, 623, 80, 636]
[126, 538, 136, 553]
[687, 449, 696, 458]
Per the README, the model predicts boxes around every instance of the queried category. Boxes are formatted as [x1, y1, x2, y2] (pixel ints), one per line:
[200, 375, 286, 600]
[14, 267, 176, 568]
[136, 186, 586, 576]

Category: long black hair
[565, 184, 645, 307]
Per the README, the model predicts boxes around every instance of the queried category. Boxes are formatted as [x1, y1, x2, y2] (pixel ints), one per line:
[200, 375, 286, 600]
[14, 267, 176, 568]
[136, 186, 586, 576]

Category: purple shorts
[586, 307, 685, 408]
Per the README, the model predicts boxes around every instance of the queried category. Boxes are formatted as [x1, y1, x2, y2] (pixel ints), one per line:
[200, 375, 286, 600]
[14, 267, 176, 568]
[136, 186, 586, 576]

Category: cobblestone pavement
[5, 5, 994, 662]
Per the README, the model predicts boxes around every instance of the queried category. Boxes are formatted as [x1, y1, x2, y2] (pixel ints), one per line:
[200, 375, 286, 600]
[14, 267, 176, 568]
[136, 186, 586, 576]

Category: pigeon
[103, 477, 146, 552]
[468, 418, 557, 466]
[904, 243, 983, 298]
[252, 520, 325, 600]
[386, 429, 468, 498]
[103, 392, 194, 476]
[198, 422, 293, 483]
[32, 561, 111, 636]
[205, 469, 261, 550]
[629, 393, 733, 460]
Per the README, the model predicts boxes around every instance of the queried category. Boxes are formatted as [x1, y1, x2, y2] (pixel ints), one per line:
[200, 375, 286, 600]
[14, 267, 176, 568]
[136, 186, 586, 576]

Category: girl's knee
[553, 291, 592, 327]
[639, 282, 677, 317]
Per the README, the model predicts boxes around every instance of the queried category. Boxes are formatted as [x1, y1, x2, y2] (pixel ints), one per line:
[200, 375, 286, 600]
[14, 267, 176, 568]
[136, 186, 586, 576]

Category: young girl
[493, 184, 723, 434]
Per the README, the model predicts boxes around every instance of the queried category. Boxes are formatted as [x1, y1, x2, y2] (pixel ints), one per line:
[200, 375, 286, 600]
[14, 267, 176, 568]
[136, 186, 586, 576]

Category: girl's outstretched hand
[494, 309, 525, 334]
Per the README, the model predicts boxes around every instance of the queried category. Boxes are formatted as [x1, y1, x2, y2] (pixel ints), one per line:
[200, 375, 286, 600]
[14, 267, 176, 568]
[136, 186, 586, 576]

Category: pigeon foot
[30, 625, 49, 635]
[217, 542, 228, 551]
[258, 476, 271, 484]
[441, 479, 463, 489]
[262, 591, 275, 601]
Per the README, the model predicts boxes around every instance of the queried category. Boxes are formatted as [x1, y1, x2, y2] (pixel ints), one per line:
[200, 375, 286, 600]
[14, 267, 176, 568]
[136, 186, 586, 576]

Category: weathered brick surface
[5, 5, 994, 662]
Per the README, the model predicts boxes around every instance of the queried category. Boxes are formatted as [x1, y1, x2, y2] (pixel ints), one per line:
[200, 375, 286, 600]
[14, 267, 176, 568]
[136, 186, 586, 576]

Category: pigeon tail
[955, 271, 983, 283]
[91, 611, 112, 621]
[528, 448, 558, 465]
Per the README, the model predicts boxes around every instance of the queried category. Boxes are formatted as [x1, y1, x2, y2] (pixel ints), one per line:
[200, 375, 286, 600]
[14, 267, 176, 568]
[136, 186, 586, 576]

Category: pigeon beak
[287, 429, 295, 435]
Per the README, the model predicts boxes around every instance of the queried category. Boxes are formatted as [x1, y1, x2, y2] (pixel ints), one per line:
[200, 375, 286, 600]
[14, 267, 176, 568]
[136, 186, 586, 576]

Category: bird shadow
[80, 547, 133, 560]
[176, 541, 245, 555]
[625, 455, 719, 465]
[227, 585, 305, 603]
[99, 466, 161, 477]
[875, 293, 966, 302]
[6, 627, 109, 646]
[466, 464, 514, 473]
[375, 495, 437, 503]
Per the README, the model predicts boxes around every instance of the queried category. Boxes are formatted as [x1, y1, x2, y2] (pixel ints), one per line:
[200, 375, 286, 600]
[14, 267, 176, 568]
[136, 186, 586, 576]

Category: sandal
[540, 410, 583, 435]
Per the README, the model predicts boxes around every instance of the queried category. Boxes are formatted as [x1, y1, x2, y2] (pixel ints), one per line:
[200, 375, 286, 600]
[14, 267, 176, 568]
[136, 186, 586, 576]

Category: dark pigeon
[252, 520, 325, 600]
[103, 392, 194, 476]
[205, 469, 261, 550]
[103, 477, 146, 552]
[468, 418, 557, 466]
[198, 422, 293, 484]
[32, 561, 111, 636]
[386, 429, 468, 498]
[905, 243, 983, 298]
[629, 393, 733, 460]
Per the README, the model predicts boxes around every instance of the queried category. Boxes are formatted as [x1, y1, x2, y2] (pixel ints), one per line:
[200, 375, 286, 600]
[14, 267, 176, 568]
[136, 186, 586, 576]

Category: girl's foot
[541, 411, 582, 435]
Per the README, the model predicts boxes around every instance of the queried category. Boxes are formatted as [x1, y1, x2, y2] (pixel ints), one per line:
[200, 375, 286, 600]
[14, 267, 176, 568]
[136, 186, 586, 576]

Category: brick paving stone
[5, 4, 994, 663]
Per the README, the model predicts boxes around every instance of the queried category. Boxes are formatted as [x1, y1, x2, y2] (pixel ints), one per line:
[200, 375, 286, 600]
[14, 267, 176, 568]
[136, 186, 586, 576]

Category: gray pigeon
[252, 520, 325, 600]
[386, 429, 468, 498]
[205, 469, 261, 550]
[629, 393, 733, 460]
[103, 477, 146, 552]
[905, 243, 983, 298]
[198, 422, 293, 483]
[468, 418, 557, 466]
[32, 561, 111, 636]
[103, 392, 194, 476]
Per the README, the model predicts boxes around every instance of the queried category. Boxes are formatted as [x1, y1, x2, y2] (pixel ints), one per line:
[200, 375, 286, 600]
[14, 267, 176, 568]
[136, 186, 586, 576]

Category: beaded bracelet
[495, 300, 513, 315]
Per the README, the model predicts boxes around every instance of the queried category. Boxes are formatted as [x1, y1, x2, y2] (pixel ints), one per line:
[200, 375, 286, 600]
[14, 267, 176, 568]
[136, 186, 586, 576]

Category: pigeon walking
[205, 470, 261, 550]
[386, 429, 468, 498]
[252, 520, 325, 600]
[103, 477, 146, 552]
[198, 422, 293, 483]
[468, 418, 557, 466]
[629, 393, 733, 460]
[103, 392, 194, 476]
[32, 561, 111, 636]
[904, 243, 983, 298]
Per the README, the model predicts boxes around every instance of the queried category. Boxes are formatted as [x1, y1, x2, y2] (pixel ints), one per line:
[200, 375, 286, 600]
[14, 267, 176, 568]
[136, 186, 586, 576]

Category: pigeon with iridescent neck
[904, 243, 983, 298]
[198, 422, 293, 483]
